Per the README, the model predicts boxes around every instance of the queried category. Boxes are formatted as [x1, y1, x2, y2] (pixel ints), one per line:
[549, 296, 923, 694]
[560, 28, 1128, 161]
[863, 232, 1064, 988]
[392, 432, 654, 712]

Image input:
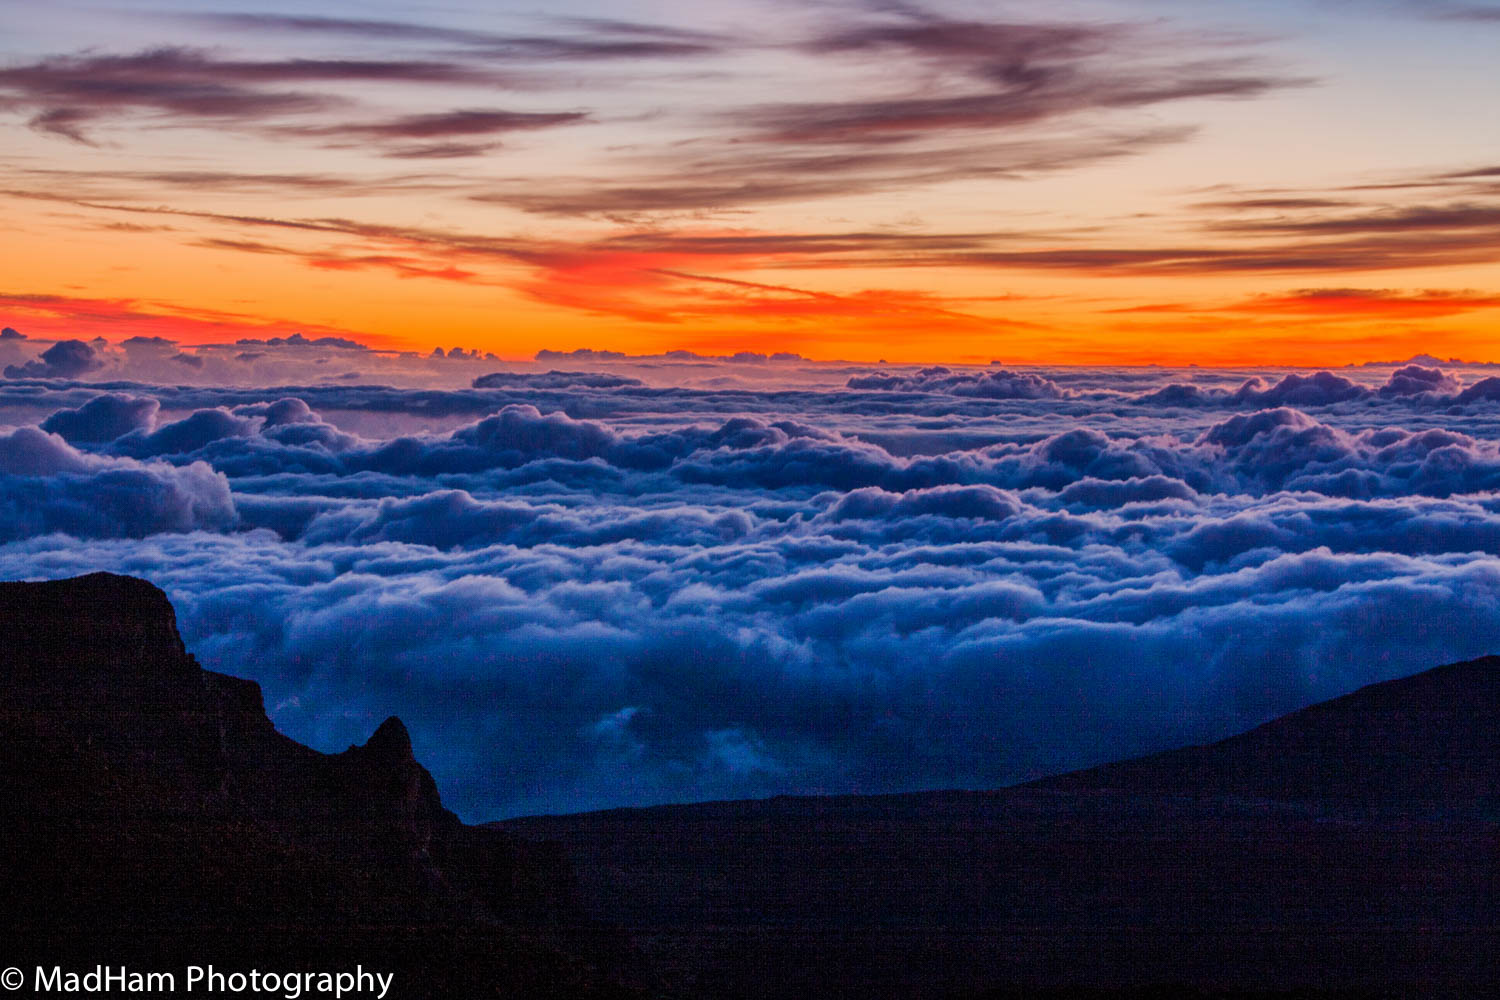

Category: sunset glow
[3, 0, 1497, 364]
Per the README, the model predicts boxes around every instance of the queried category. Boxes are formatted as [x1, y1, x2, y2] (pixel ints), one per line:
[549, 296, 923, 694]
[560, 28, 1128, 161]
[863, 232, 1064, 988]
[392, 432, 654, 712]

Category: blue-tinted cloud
[4, 339, 104, 379]
[848, 366, 1068, 399]
[7, 365, 1500, 819]
[40, 392, 160, 443]
[0, 425, 234, 540]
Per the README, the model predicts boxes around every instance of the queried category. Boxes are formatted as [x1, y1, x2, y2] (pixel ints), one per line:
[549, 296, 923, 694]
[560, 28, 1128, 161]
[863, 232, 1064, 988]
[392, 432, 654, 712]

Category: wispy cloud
[5, 166, 465, 199]
[1225, 288, 1500, 318]
[1193, 196, 1357, 212]
[1120, 288, 1500, 319]
[176, 12, 733, 58]
[1216, 202, 1500, 236]
[278, 108, 588, 158]
[3, 5, 1302, 225]
[479, 127, 1199, 216]
[0, 46, 516, 144]
[1386, 0, 1500, 22]
[473, 5, 1302, 216]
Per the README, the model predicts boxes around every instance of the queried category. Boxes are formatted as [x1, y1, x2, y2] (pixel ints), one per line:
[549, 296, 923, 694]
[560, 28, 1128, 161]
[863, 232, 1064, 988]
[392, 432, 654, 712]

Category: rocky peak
[361, 714, 415, 759]
[0, 573, 601, 965]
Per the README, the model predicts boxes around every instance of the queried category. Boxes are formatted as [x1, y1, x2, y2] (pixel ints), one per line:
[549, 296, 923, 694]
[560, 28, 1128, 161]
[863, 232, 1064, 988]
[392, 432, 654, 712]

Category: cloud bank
[7, 360, 1500, 818]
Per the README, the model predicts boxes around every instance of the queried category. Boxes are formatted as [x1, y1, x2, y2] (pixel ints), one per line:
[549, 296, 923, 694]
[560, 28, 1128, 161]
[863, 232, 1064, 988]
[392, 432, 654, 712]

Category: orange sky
[2, 1, 1498, 366]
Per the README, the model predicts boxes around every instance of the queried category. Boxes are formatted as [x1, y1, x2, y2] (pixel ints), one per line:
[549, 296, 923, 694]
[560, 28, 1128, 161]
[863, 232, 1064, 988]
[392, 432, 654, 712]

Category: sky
[2, 0, 1498, 365]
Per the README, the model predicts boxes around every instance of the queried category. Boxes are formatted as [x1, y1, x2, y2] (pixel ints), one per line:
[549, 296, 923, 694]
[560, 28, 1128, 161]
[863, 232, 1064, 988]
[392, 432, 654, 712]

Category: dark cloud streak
[0, 46, 515, 144]
[175, 12, 732, 58]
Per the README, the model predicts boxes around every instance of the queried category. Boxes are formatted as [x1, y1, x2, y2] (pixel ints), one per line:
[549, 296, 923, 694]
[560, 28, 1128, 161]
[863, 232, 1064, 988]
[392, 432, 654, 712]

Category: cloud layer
[8, 359, 1500, 818]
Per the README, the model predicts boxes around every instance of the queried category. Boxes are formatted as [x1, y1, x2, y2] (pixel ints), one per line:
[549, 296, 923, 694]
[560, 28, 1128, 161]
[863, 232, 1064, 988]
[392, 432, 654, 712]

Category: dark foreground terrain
[0, 573, 642, 999]
[505, 660, 1500, 999]
[8, 572, 1500, 999]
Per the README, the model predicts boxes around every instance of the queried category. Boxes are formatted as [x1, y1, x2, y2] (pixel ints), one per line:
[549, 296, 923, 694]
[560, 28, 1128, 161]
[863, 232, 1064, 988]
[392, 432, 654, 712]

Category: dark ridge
[13, 572, 1500, 998]
[505, 656, 1500, 998]
[361, 715, 415, 758]
[1028, 655, 1500, 803]
[0, 573, 643, 999]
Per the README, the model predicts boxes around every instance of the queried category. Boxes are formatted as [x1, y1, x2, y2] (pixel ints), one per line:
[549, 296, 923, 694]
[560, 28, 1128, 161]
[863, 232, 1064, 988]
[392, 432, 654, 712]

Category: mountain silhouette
[0, 572, 640, 999]
[10, 571, 1500, 998]
[508, 658, 1500, 998]
[1030, 654, 1500, 804]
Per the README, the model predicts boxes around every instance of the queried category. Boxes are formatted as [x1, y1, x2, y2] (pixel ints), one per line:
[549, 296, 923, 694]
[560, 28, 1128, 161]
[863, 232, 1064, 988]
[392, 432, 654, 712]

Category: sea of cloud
[5, 342, 1500, 818]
